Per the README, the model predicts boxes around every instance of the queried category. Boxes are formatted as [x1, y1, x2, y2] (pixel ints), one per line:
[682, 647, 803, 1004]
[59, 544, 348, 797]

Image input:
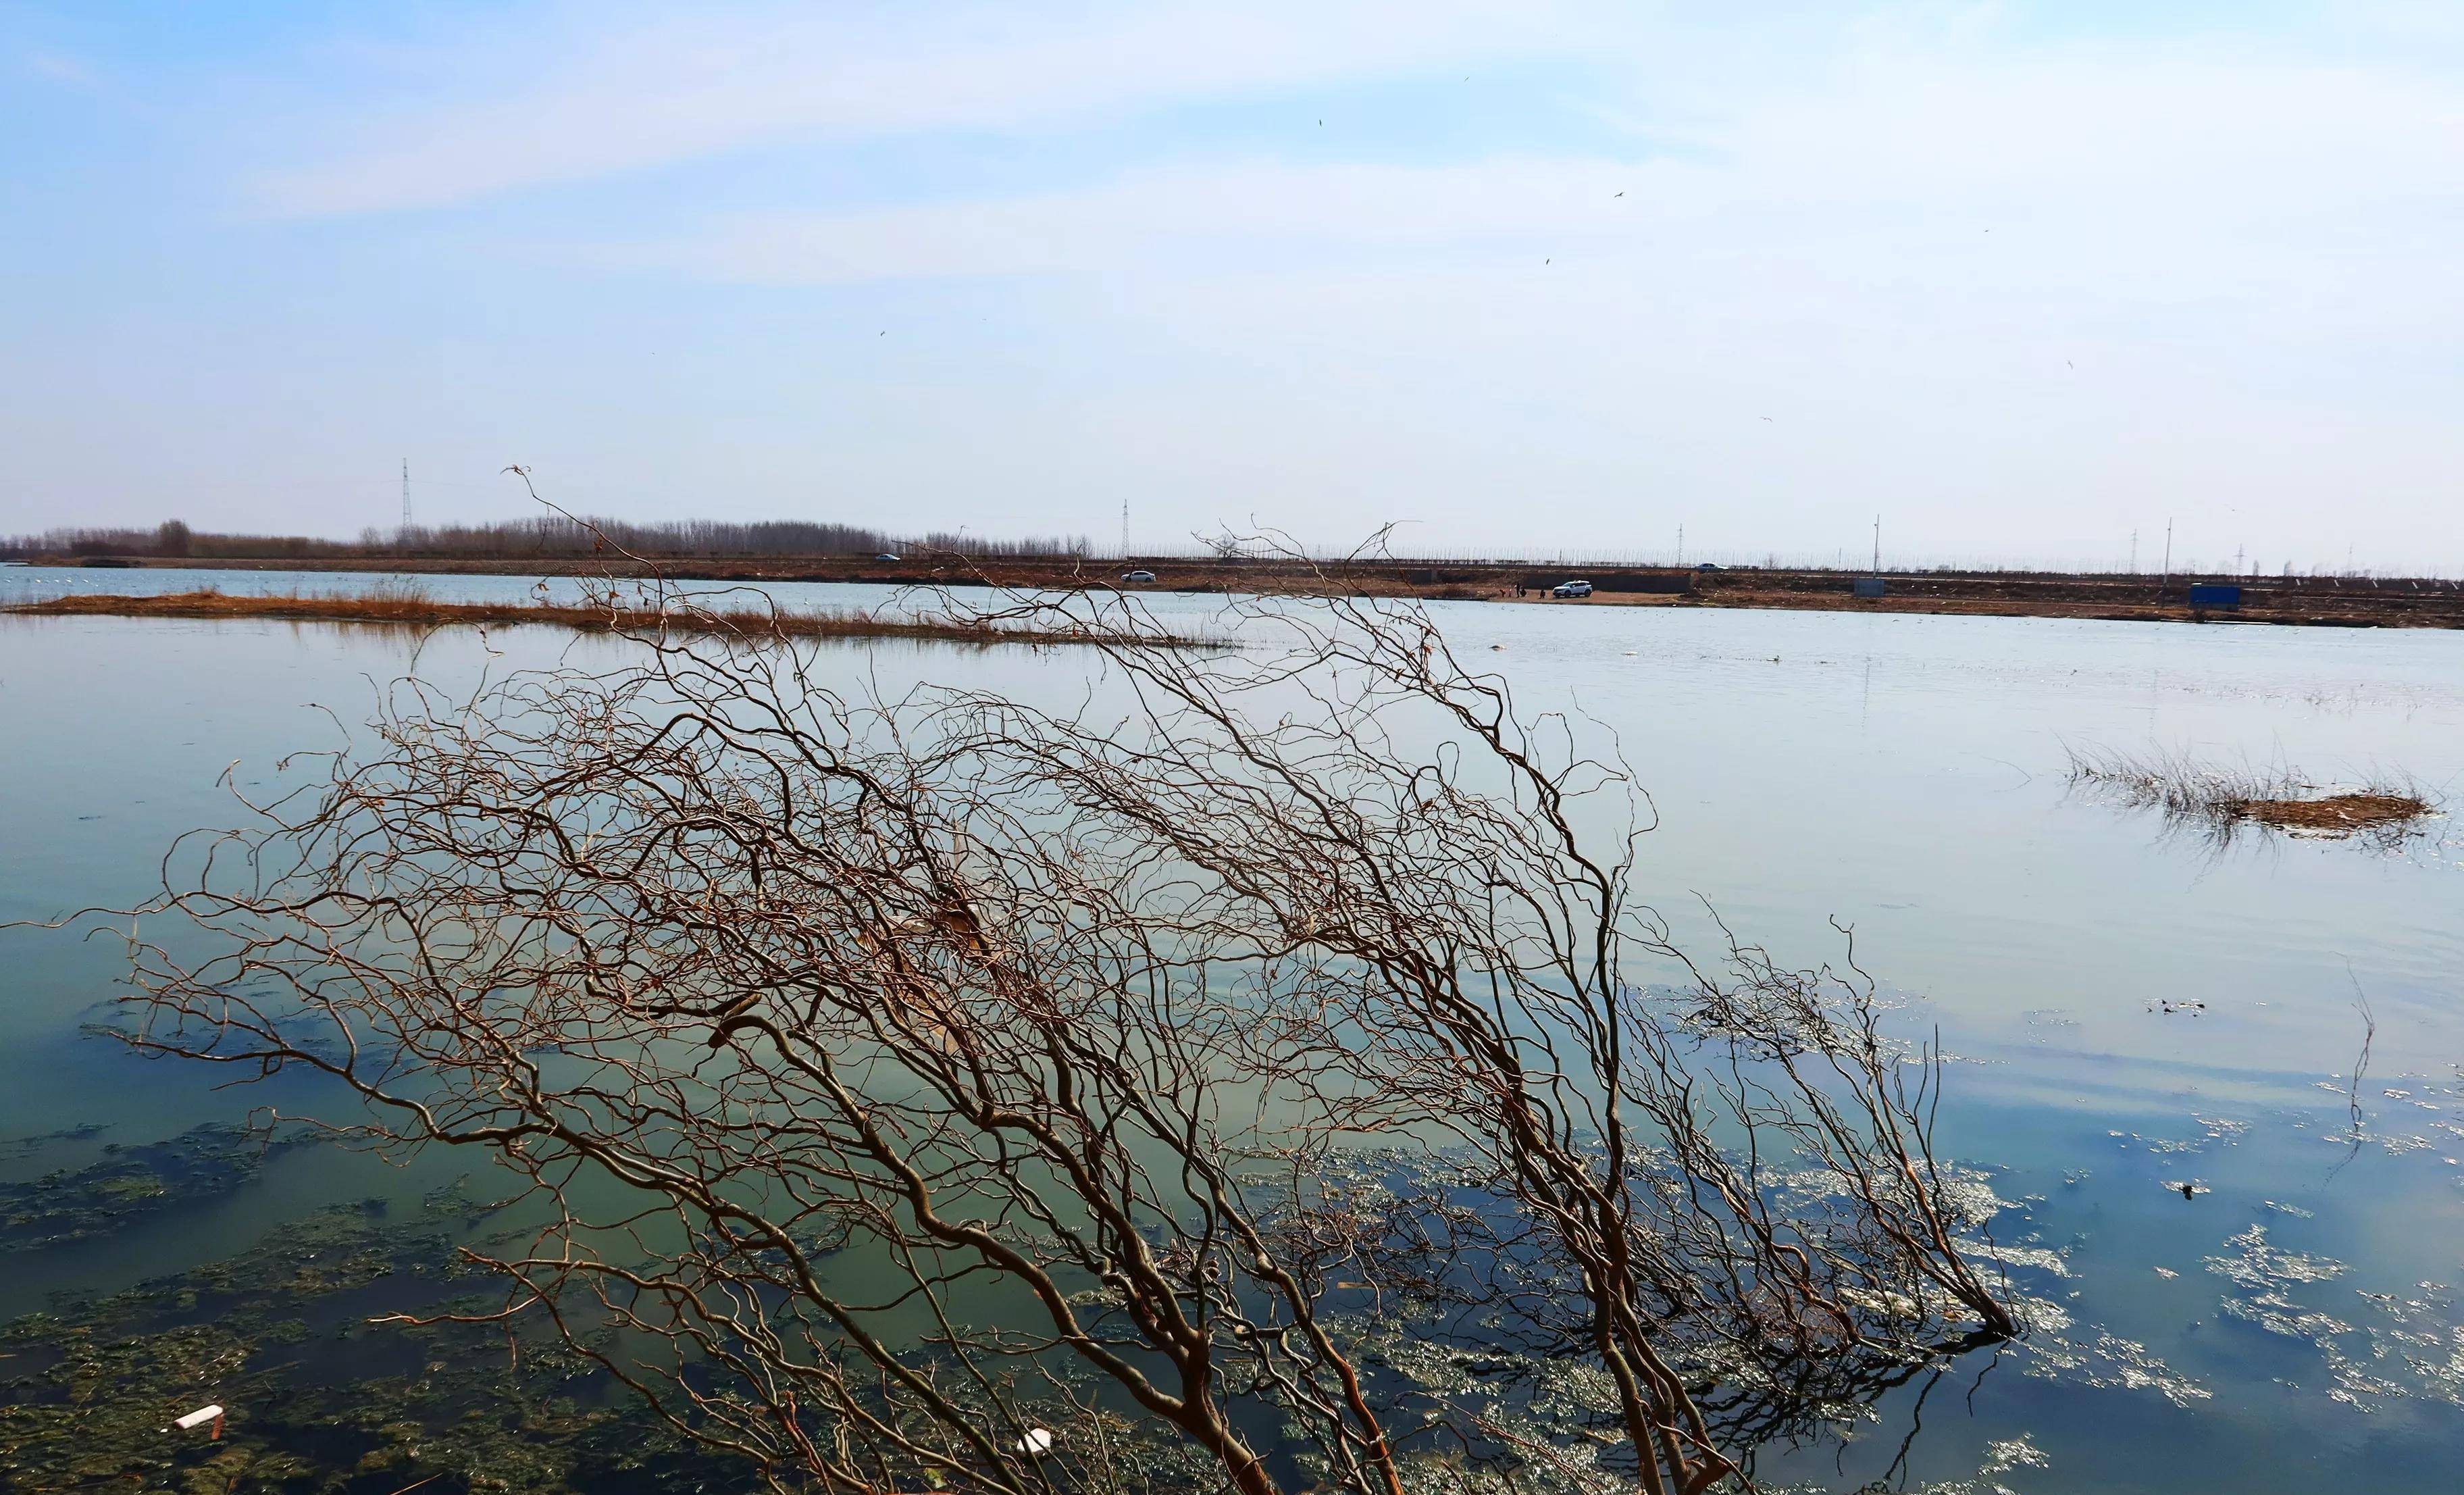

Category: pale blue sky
[4, 1, 2460, 569]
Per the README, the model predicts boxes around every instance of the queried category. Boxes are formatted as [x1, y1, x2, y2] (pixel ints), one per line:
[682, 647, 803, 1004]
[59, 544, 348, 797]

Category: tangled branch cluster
[114, 572, 2018, 1495]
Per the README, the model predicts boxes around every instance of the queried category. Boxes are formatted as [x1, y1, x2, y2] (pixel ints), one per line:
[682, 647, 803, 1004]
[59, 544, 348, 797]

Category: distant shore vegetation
[1, 515, 1092, 563]
[8, 515, 2461, 583]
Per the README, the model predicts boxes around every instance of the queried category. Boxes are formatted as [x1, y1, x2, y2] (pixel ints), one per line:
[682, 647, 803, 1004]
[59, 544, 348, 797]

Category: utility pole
[1676, 524, 1684, 567]
[401, 460, 411, 533]
[2130, 530, 2138, 574]
[1871, 513, 1880, 575]
[2235, 542, 2244, 576]
[1120, 497, 1129, 560]
[2159, 517, 2172, 597]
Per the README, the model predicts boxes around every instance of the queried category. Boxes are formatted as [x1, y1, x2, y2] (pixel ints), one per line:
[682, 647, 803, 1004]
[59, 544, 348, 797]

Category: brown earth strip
[2, 589, 1219, 648]
[38, 555, 2464, 630]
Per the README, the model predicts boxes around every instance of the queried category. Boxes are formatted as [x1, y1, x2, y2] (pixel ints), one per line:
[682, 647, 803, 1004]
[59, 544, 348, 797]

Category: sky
[3, 1, 2461, 572]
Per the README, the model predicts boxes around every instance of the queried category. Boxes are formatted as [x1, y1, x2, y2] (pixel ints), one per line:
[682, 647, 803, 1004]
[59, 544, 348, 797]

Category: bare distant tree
[1191, 527, 1250, 561]
[107, 557, 2018, 1494]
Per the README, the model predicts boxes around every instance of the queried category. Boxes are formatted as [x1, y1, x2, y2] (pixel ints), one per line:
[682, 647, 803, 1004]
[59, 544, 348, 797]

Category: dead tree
[109, 561, 2018, 1495]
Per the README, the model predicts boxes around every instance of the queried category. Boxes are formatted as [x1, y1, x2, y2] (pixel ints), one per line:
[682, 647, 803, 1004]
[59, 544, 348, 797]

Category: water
[4, 566, 2461, 1490]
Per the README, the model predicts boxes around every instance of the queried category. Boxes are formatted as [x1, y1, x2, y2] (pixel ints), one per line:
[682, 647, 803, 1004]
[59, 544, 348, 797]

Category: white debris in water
[2022, 1330, 2209, 1407]
[1934, 1172, 2016, 1221]
[2011, 1294, 2073, 1334]
[2222, 1296, 2353, 1342]
[2205, 1225, 2347, 1290]
[1972, 1241, 2072, 1277]
[2198, 1225, 2464, 1413]
[2113, 1118, 2244, 1157]
[1981, 1434, 2051, 1475]
[1758, 1429, 2051, 1495]
[2193, 1115, 2251, 1143]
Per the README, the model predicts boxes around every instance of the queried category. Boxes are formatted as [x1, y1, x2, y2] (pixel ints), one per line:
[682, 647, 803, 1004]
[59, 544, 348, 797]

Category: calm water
[4, 567, 2461, 1491]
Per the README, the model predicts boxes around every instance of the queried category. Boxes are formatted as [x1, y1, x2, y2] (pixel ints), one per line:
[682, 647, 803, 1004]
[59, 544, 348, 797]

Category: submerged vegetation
[0, 1124, 308, 1252]
[1, 1188, 738, 1495]
[3, 587, 1224, 649]
[2063, 745, 2434, 846]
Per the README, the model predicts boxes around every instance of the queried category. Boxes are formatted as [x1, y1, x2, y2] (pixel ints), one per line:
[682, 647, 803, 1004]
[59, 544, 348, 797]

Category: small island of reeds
[3, 587, 1222, 649]
[2064, 744, 2434, 844]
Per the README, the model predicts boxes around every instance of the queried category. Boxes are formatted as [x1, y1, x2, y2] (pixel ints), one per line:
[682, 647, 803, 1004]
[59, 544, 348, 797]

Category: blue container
[2187, 584, 2242, 608]
[1853, 577, 1887, 599]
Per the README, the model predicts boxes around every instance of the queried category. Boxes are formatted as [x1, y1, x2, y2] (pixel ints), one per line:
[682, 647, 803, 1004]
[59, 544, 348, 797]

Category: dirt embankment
[30, 555, 2464, 630]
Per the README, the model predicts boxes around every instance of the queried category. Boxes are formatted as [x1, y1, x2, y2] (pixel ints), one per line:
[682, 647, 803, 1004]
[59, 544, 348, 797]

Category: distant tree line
[0, 515, 1090, 561]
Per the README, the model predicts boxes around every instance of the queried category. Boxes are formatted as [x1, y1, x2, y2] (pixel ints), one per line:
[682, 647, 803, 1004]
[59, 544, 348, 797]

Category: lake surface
[4, 566, 2461, 1491]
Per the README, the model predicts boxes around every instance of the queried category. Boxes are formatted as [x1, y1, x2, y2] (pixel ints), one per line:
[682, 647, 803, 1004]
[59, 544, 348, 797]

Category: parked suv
[1551, 579, 1594, 599]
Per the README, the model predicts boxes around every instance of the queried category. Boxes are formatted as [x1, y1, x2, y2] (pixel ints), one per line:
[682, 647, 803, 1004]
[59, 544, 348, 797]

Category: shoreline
[12, 554, 2463, 630]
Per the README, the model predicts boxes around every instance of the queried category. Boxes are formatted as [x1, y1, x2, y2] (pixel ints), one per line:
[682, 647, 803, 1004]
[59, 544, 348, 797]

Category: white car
[1551, 580, 1593, 599]
[1121, 569, 1157, 583]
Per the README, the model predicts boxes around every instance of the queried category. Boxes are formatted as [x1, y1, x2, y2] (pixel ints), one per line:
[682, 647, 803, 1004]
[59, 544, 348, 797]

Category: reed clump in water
[2063, 745, 2432, 842]
[3, 586, 1219, 649]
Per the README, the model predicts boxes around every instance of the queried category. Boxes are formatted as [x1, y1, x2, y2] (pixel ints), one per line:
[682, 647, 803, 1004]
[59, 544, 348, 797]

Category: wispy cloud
[22, 47, 95, 87]
[252, 0, 1590, 217]
[615, 156, 1637, 284]
[609, 44, 2464, 304]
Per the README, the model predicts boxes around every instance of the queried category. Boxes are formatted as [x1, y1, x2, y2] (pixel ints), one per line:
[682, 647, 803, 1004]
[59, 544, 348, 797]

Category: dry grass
[2063, 744, 2434, 844]
[3, 588, 1218, 649]
[2233, 792, 2427, 833]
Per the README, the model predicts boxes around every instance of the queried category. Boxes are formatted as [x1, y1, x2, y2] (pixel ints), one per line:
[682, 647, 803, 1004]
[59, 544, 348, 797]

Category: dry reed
[2063, 744, 2432, 843]
[4, 588, 1221, 649]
